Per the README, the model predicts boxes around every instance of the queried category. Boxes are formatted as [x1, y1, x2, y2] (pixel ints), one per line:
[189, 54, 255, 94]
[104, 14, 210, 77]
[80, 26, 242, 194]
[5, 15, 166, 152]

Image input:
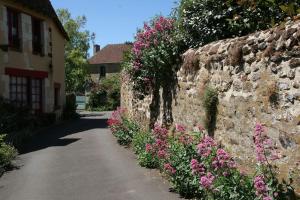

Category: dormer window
[32, 17, 43, 55]
[7, 8, 20, 50]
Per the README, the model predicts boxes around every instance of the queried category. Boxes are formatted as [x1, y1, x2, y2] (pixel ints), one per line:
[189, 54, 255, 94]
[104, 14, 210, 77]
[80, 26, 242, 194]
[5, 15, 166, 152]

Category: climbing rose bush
[124, 16, 184, 95]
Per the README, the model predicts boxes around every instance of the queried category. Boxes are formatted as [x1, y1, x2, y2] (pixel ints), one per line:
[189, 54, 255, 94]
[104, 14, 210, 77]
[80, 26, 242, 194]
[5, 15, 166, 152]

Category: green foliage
[57, 9, 92, 93]
[0, 134, 17, 173]
[212, 171, 255, 200]
[114, 118, 139, 146]
[132, 131, 159, 168]
[166, 136, 203, 198]
[137, 150, 159, 168]
[132, 131, 153, 155]
[176, 0, 300, 47]
[203, 86, 219, 136]
[87, 74, 121, 111]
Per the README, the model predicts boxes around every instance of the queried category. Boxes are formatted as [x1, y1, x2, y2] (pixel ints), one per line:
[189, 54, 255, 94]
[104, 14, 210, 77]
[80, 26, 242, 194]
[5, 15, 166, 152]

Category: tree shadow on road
[20, 117, 108, 154]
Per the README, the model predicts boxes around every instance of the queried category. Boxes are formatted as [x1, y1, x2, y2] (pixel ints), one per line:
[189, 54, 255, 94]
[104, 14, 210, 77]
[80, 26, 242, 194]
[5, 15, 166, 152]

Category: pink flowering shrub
[123, 16, 184, 95]
[197, 135, 217, 157]
[164, 163, 176, 174]
[107, 107, 139, 146]
[252, 123, 295, 200]
[161, 127, 203, 198]
[110, 113, 296, 199]
[107, 107, 126, 133]
[191, 135, 255, 199]
[200, 172, 215, 189]
[135, 123, 169, 168]
[254, 123, 280, 164]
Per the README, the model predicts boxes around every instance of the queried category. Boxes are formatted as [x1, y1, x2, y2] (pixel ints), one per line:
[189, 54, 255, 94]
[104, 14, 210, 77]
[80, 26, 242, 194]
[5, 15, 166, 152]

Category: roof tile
[88, 44, 132, 64]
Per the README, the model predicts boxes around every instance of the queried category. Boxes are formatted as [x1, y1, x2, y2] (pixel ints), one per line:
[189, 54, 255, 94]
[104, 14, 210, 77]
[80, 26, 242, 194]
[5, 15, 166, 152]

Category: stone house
[88, 43, 132, 83]
[0, 0, 68, 115]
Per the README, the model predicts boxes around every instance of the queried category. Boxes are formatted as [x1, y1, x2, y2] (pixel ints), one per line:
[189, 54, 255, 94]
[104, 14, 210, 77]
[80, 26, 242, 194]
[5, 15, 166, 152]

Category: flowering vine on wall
[123, 16, 185, 127]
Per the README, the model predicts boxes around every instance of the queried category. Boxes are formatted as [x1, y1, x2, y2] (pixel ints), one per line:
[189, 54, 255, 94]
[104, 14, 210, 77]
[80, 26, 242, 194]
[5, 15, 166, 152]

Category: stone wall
[121, 20, 300, 188]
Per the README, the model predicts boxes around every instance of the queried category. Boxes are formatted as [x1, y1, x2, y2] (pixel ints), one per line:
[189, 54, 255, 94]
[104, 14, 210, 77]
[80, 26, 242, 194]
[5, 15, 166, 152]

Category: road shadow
[20, 117, 108, 154]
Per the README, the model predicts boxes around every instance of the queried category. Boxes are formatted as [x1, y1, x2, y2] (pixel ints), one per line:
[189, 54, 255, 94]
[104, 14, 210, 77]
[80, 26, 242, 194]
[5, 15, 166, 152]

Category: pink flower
[253, 123, 280, 164]
[212, 148, 236, 170]
[263, 196, 272, 200]
[155, 139, 167, 149]
[164, 163, 176, 174]
[175, 124, 186, 133]
[197, 136, 217, 157]
[158, 149, 167, 159]
[190, 159, 205, 175]
[223, 172, 229, 177]
[254, 175, 268, 197]
[179, 134, 193, 145]
[200, 172, 215, 189]
[153, 123, 168, 139]
[145, 144, 153, 153]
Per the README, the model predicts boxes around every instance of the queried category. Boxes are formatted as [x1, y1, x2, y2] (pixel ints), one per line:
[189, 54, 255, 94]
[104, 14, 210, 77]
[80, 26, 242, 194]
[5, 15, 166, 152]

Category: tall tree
[57, 9, 91, 93]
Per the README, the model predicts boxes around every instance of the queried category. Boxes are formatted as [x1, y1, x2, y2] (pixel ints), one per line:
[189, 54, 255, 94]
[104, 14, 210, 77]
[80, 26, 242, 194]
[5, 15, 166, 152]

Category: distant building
[0, 0, 68, 115]
[88, 43, 132, 83]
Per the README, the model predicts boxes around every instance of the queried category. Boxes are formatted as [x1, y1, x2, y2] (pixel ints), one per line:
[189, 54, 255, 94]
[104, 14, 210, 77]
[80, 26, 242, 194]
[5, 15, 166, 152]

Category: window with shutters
[7, 8, 21, 50]
[32, 17, 43, 55]
[9, 76, 29, 107]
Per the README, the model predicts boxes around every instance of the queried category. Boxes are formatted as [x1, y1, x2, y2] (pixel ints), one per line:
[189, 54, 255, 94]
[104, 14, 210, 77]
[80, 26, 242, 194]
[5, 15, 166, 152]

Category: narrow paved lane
[0, 113, 179, 200]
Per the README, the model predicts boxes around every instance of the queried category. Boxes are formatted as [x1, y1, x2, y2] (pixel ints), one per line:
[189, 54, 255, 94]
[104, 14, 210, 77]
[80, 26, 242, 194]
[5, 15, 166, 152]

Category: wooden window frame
[9, 75, 44, 114]
[9, 76, 29, 107]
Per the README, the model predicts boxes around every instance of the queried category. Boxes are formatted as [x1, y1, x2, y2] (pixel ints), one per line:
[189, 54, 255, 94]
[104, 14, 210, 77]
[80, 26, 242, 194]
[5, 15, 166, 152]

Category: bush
[132, 131, 159, 168]
[109, 107, 297, 199]
[108, 108, 139, 146]
[176, 0, 300, 47]
[192, 135, 255, 199]
[165, 135, 202, 198]
[124, 16, 184, 95]
[87, 74, 120, 111]
[137, 149, 160, 168]
[132, 130, 153, 154]
[0, 134, 17, 174]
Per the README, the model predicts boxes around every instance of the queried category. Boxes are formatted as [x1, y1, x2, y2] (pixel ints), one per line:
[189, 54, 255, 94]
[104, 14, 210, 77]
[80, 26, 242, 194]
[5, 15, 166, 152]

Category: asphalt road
[0, 113, 179, 200]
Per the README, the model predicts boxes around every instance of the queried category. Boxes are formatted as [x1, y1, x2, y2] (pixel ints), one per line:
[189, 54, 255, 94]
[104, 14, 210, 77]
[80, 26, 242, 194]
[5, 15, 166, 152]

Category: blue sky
[50, 0, 178, 56]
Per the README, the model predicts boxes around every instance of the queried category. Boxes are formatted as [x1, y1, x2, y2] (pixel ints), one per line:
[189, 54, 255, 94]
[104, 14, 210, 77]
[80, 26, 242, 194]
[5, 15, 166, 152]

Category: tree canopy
[57, 8, 92, 94]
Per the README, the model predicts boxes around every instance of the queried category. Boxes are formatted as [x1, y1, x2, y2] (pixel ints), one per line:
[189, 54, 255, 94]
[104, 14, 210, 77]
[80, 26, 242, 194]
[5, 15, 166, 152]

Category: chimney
[93, 44, 100, 55]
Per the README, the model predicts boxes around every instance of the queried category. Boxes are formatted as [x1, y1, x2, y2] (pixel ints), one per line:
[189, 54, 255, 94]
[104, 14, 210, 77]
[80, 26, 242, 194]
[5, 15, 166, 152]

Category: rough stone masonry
[121, 20, 300, 189]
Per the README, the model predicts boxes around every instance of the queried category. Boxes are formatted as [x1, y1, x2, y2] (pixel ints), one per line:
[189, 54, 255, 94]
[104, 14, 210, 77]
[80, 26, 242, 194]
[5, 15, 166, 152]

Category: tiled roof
[12, 0, 69, 40]
[88, 44, 132, 64]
